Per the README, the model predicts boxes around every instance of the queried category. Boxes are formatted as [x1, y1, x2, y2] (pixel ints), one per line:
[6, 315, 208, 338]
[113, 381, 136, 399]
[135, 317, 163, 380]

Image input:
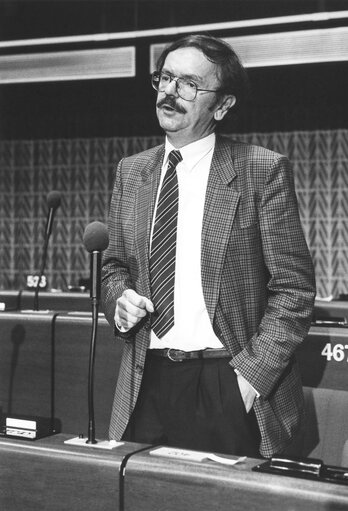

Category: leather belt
[148, 348, 230, 363]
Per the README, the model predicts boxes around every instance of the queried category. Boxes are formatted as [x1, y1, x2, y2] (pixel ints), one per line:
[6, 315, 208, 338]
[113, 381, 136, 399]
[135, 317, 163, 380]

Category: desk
[1, 436, 347, 511]
[1, 311, 347, 439]
[124, 449, 348, 511]
[0, 434, 145, 511]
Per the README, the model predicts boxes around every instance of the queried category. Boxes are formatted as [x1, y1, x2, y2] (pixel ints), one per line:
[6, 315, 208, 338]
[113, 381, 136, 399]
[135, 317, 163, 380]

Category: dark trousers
[122, 351, 261, 457]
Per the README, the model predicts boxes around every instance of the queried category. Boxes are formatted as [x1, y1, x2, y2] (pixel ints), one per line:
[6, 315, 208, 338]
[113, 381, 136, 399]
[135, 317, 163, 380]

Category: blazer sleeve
[231, 154, 316, 398]
[101, 159, 135, 336]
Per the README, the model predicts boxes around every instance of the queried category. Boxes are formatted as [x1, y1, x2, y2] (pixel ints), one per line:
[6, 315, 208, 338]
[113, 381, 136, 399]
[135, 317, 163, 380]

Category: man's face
[156, 47, 229, 147]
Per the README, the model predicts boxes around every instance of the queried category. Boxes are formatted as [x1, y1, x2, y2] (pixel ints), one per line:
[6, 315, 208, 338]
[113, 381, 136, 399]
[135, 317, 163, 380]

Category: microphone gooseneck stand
[33, 191, 61, 311]
[33, 230, 50, 311]
[62, 221, 109, 448]
[82, 220, 109, 445]
[86, 250, 101, 444]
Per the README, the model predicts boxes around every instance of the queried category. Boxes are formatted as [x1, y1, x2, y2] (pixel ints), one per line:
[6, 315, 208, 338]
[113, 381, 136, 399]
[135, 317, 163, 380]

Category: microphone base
[64, 436, 123, 450]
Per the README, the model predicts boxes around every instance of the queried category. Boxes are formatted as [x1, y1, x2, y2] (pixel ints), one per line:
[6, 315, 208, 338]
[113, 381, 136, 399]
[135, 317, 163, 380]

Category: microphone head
[83, 221, 109, 253]
[47, 190, 61, 210]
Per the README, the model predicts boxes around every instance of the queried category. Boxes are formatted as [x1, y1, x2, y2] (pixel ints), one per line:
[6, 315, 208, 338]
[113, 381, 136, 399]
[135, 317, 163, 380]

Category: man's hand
[115, 289, 154, 331]
[236, 372, 257, 413]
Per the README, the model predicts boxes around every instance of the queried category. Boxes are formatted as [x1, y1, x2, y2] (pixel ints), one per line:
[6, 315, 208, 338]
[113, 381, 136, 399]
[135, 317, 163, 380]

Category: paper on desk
[149, 446, 246, 465]
[206, 453, 247, 465]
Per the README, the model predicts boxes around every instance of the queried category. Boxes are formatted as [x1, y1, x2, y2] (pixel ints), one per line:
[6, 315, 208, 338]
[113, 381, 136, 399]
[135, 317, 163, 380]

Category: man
[101, 34, 316, 458]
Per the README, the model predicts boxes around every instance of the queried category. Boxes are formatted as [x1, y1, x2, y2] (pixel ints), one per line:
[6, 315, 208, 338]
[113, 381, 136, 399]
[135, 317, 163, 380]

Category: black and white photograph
[0, 1, 348, 509]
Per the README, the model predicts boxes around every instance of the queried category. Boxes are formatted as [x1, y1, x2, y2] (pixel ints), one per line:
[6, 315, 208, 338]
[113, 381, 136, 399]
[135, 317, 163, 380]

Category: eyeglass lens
[153, 73, 196, 100]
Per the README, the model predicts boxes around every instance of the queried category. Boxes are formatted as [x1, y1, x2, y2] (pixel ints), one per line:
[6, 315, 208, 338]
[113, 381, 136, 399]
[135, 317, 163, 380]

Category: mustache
[156, 96, 187, 114]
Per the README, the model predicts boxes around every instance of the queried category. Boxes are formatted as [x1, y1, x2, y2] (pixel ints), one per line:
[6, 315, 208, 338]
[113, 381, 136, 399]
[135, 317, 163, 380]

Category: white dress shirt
[149, 133, 224, 351]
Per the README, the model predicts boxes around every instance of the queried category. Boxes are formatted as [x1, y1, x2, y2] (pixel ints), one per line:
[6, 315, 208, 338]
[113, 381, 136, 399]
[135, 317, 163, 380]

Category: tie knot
[168, 150, 182, 168]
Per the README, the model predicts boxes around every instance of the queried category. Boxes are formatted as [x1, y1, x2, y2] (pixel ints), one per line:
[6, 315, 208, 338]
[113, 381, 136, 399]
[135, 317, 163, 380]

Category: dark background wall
[1, 61, 348, 140]
[0, 0, 347, 140]
[1, 1, 346, 39]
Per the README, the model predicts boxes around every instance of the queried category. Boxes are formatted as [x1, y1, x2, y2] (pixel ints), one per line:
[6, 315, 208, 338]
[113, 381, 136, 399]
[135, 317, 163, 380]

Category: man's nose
[164, 78, 178, 96]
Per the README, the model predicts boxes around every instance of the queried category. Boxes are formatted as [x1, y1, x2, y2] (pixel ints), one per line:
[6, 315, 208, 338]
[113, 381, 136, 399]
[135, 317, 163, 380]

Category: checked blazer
[101, 134, 316, 458]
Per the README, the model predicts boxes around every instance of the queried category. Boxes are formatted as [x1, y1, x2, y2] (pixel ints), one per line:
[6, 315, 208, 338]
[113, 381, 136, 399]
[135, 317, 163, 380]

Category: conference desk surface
[1, 435, 348, 511]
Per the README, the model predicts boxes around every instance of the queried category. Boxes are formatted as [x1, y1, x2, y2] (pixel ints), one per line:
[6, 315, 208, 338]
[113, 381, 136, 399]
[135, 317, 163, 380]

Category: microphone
[82, 221, 109, 444]
[33, 191, 61, 310]
[45, 190, 61, 237]
[83, 221, 109, 302]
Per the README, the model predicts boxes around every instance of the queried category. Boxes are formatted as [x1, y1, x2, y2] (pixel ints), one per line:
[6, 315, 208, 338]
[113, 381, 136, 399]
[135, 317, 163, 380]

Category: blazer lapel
[201, 136, 241, 322]
[134, 144, 165, 298]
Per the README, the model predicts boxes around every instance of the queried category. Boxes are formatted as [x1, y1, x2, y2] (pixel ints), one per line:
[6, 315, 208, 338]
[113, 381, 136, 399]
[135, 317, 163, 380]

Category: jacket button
[135, 364, 144, 374]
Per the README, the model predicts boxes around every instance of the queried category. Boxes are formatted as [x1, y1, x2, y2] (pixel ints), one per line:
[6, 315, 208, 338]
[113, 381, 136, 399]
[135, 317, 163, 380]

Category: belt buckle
[167, 349, 184, 362]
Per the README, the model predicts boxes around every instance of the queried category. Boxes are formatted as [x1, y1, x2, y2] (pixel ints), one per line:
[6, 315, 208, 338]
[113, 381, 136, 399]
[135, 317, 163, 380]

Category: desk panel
[296, 325, 348, 390]
[54, 313, 122, 439]
[0, 311, 56, 423]
[0, 291, 20, 311]
[0, 311, 121, 439]
[20, 290, 90, 312]
[314, 299, 348, 324]
[124, 450, 348, 511]
[0, 434, 145, 511]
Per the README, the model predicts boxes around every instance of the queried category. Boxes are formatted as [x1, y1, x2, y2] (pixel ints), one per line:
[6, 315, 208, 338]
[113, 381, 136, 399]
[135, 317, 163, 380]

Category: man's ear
[214, 95, 236, 121]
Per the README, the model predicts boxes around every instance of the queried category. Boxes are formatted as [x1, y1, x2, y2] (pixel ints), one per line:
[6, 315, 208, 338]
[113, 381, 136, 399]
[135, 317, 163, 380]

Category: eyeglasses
[151, 71, 222, 102]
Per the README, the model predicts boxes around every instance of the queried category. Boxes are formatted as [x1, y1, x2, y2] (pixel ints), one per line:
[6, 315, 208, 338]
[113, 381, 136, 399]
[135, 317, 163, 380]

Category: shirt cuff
[234, 369, 260, 398]
[115, 305, 131, 333]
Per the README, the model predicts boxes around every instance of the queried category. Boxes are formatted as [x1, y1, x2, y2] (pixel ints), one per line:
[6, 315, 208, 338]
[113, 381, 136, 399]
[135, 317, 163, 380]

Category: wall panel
[1, 129, 347, 298]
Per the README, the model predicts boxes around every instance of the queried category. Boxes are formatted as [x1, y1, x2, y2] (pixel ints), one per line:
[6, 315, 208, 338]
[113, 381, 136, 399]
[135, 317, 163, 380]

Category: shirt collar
[164, 133, 216, 171]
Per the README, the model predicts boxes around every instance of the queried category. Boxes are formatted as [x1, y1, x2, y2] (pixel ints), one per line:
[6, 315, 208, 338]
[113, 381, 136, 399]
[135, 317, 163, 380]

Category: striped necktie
[150, 149, 182, 338]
